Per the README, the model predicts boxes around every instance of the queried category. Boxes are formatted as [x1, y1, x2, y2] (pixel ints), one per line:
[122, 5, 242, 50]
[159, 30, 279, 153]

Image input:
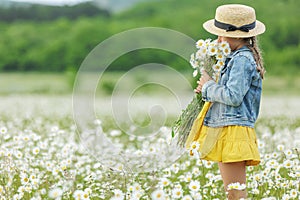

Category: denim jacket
[202, 46, 262, 128]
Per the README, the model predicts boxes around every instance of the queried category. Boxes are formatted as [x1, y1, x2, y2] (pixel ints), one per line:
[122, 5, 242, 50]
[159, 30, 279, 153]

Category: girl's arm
[200, 56, 254, 106]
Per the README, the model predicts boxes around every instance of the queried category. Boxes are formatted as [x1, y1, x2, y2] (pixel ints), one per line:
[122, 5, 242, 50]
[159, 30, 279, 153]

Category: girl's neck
[231, 41, 246, 51]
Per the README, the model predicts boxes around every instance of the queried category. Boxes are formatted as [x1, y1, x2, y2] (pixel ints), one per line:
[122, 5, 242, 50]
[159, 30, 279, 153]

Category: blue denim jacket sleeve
[202, 54, 254, 107]
[201, 47, 262, 128]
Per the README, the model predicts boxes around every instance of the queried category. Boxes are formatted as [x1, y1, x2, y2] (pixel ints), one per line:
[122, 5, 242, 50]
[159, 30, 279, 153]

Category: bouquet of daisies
[172, 38, 231, 147]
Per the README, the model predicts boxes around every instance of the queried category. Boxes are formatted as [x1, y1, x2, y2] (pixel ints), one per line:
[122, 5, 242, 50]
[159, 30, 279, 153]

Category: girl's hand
[194, 70, 213, 93]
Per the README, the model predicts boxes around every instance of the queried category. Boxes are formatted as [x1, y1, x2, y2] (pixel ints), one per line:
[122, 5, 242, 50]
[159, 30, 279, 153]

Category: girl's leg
[218, 161, 247, 200]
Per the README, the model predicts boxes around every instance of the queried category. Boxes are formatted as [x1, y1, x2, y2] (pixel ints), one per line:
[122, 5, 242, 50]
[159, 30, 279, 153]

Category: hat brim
[203, 19, 265, 38]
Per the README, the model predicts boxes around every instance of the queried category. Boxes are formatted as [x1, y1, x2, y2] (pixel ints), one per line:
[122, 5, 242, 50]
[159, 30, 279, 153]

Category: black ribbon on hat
[214, 19, 256, 32]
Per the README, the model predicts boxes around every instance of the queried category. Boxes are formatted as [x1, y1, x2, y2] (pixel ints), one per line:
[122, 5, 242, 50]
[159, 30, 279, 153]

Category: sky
[11, 0, 92, 6]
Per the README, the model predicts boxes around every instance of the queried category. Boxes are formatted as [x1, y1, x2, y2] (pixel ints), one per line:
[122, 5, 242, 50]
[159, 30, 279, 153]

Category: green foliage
[0, 0, 299, 75]
[101, 80, 115, 95]
[0, 2, 109, 21]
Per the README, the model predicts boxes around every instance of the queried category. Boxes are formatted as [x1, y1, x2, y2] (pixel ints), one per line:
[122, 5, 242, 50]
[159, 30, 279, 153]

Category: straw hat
[203, 4, 265, 38]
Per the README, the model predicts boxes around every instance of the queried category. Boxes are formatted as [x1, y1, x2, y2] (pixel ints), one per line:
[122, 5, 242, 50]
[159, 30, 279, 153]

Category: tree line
[0, 0, 299, 75]
[0, 2, 110, 21]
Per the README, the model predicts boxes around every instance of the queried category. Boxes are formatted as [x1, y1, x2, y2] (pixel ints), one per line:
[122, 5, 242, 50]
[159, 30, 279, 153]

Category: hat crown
[215, 4, 256, 27]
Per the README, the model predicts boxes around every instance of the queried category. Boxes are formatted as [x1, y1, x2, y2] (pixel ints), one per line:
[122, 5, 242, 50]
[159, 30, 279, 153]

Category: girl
[186, 4, 266, 200]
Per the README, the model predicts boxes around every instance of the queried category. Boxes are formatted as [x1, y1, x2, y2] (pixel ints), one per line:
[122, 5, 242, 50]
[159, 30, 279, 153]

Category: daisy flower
[14, 150, 23, 159]
[290, 189, 298, 198]
[219, 42, 231, 56]
[257, 140, 265, 149]
[20, 174, 29, 186]
[5, 150, 12, 158]
[196, 39, 206, 49]
[170, 163, 180, 174]
[272, 152, 279, 158]
[283, 159, 293, 168]
[212, 63, 222, 72]
[277, 144, 285, 151]
[131, 191, 143, 199]
[73, 190, 84, 200]
[216, 60, 225, 68]
[282, 194, 290, 200]
[208, 45, 218, 56]
[48, 187, 63, 199]
[182, 195, 193, 200]
[94, 119, 102, 125]
[132, 183, 142, 193]
[261, 198, 276, 200]
[227, 182, 246, 191]
[184, 172, 193, 182]
[111, 189, 124, 200]
[196, 159, 203, 166]
[127, 185, 134, 193]
[266, 159, 279, 169]
[191, 192, 202, 200]
[192, 167, 201, 177]
[148, 146, 156, 153]
[171, 187, 183, 199]
[189, 180, 200, 192]
[251, 188, 260, 195]
[190, 141, 200, 151]
[22, 135, 30, 142]
[159, 178, 170, 187]
[196, 48, 207, 59]
[190, 55, 199, 69]
[13, 193, 24, 200]
[110, 130, 121, 137]
[82, 191, 90, 200]
[205, 173, 214, 180]
[204, 38, 212, 46]
[32, 147, 40, 155]
[0, 126, 7, 134]
[215, 52, 224, 61]
[219, 41, 229, 49]
[115, 163, 124, 171]
[203, 160, 213, 168]
[284, 149, 294, 158]
[222, 46, 231, 56]
[189, 149, 199, 158]
[151, 189, 166, 200]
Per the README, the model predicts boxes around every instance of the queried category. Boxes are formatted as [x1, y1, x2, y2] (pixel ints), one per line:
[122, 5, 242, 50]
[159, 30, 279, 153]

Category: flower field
[0, 95, 299, 200]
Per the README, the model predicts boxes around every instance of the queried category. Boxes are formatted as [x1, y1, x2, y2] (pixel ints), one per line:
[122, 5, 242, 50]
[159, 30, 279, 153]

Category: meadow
[0, 73, 299, 199]
[1, 0, 299, 198]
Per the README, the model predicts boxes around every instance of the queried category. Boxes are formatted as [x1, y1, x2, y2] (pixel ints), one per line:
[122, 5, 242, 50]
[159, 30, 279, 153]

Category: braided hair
[244, 36, 265, 79]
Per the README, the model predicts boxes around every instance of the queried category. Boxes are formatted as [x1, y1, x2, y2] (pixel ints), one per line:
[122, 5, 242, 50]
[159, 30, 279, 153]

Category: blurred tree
[0, 0, 299, 75]
[0, 2, 110, 22]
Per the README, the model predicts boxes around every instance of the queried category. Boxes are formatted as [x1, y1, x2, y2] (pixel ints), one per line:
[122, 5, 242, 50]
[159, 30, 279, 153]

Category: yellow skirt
[185, 102, 260, 166]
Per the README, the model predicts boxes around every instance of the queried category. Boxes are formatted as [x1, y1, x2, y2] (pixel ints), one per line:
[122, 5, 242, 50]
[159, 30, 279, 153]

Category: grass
[0, 71, 299, 96]
[0, 72, 69, 95]
[263, 75, 300, 96]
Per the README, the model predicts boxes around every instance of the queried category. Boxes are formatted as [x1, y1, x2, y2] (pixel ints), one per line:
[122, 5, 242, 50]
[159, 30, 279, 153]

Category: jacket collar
[227, 45, 250, 59]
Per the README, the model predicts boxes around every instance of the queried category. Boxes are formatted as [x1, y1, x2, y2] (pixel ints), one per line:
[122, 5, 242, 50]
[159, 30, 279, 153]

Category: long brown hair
[244, 36, 265, 79]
